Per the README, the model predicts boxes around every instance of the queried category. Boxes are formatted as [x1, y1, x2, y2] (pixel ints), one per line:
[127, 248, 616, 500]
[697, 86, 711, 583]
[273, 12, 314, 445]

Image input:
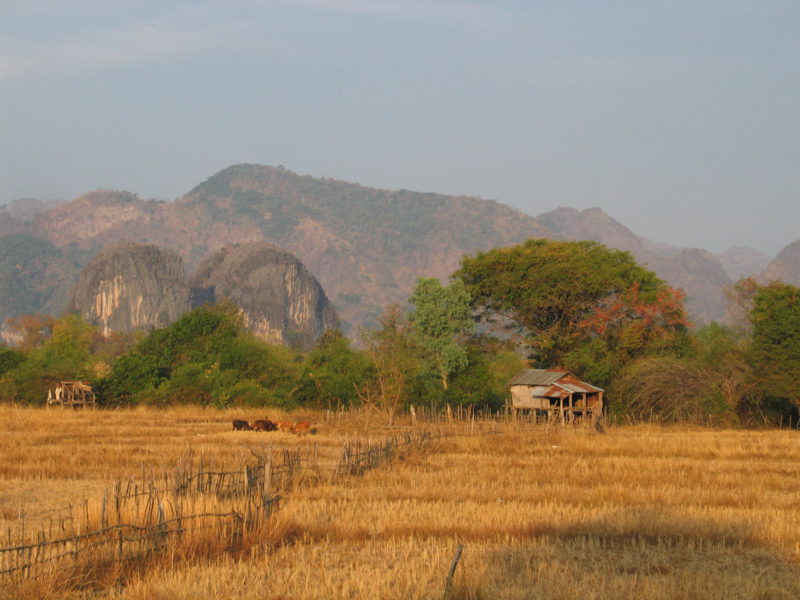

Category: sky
[1, 1, 798, 256]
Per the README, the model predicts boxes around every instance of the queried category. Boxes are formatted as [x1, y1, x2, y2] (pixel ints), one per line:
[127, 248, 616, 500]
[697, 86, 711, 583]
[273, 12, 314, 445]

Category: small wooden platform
[47, 381, 96, 408]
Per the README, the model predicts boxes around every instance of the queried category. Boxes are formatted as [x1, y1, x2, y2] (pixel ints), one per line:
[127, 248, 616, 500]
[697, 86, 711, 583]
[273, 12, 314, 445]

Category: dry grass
[2, 406, 800, 599]
[0, 404, 357, 535]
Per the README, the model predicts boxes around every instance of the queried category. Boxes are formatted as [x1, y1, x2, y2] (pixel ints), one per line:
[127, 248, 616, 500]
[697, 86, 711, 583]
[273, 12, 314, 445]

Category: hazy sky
[1, 1, 798, 255]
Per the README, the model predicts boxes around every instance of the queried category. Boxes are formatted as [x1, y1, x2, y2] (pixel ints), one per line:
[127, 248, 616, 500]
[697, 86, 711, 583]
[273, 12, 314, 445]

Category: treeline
[0, 238, 798, 426]
[0, 301, 522, 416]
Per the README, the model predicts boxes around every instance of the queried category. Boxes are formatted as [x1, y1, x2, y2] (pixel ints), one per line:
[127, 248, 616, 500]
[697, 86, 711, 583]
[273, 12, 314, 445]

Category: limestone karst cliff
[189, 242, 338, 349]
[67, 242, 190, 335]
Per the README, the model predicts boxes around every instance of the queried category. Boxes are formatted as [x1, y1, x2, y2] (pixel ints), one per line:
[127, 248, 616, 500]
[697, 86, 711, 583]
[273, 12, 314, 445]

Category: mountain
[637, 235, 681, 257]
[190, 242, 339, 349]
[650, 248, 733, 325]
[537, 207, 646, 257]
[1, 198, 64, 221]
[34, 190, 164, 251]
[715, 247, 772, 281]
[7, 166, 553, 332]
[2, 164, 791, 333]
[761, 241, 800, 286]
[0, 234, 81, 323]
[167, 164, 555, 330]
[67, 242, 190, 335]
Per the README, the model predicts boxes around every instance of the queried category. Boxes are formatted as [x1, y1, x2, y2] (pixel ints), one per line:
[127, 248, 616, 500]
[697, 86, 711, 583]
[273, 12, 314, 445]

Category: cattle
[232, 419, 252, 431]
[252, 419, 278, 432]
[291, 420, 312, 436]
[275, 420, 294, 433]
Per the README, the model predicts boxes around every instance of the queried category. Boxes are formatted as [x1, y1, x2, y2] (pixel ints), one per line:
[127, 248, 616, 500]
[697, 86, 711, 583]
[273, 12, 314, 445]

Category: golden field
[0, 405, 799, 599]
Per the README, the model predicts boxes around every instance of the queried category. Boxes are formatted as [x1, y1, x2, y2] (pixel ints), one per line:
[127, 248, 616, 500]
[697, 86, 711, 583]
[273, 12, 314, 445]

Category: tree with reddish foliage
[455, 239, 690, 387]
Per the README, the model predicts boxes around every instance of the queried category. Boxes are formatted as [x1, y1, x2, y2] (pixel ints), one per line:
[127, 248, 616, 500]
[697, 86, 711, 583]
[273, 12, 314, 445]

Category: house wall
[509, 385, 549, 409]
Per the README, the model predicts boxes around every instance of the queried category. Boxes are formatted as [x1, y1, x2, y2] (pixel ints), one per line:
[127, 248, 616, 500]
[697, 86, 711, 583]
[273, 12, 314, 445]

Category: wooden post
[443, 543, 465, 599]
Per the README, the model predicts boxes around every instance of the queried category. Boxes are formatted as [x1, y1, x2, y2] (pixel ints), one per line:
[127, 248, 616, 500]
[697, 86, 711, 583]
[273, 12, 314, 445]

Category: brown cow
[232, 419, 252, 431]
[252, 419, 277, 432]
[291, 420, 312, 436]
[275, 420, 294, 433]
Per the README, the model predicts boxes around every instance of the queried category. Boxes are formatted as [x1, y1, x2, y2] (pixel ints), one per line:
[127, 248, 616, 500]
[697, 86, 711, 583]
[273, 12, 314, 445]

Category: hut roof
[506, 369, 604, 393]
[506, 369, 567, 387]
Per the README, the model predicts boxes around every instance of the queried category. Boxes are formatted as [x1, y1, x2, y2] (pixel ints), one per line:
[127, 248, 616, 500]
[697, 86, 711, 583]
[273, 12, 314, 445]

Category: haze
[1, 1, 798, 255]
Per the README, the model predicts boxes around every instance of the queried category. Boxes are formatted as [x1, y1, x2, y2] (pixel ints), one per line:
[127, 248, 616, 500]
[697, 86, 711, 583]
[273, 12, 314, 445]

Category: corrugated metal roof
[560, 382, 604, 394]
[506, 369, 566, 387]
[506, 369, 605, 392]
[542, 384, 568, 398]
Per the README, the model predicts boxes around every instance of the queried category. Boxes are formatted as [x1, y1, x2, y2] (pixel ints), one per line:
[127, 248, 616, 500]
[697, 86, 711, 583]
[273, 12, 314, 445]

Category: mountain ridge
[1, 164, 795, 333]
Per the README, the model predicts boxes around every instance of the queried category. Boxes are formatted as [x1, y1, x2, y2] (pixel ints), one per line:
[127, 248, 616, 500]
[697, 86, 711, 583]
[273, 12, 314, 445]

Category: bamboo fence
[0, 431, 439, 585]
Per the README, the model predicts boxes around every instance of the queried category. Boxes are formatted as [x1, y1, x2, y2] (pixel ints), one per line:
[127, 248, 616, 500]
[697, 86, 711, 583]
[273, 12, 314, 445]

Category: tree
[692, 322, 753, 416]
[4, 313, 55, 350]
[355, 305, 419, 427]
[292, 329, 373, 408]
[0, 314, 96, 403]
[101, 352, 163, 405]
[444, 336, 525, 410]
[748, 282, 800, 415]
[0, 347, 25, 378]
[101, 303, 302, 407]
[612, 356, 730, 424]
[408, 278, 474, 390]
[455, 239, 689, 386]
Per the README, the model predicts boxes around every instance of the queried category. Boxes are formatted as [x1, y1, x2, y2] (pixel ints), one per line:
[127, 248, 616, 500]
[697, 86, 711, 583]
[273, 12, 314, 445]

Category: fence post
[443, 543, 465, 599]
[264, 451, 272, 499]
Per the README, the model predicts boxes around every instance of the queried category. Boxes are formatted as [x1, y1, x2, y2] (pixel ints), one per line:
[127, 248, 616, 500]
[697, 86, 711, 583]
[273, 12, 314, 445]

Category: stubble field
[0, 405, 798, 599]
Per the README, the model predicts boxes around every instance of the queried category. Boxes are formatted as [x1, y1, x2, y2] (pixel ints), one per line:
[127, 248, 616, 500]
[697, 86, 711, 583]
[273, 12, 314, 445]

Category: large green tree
[408, 277, 474, 390]
[292, 329, 373, 408]
[748, 282, 800, 412]
[455, 239, 689, 385]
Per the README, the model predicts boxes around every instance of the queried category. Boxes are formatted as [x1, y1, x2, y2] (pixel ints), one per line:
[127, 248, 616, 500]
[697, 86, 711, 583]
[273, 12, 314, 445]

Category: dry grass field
[1, 405, 799, 599]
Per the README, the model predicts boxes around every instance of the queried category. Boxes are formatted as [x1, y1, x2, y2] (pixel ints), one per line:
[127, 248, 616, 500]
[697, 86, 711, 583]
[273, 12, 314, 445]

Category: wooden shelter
[47, 381, 97, 408]
[507, 369, 603, 423]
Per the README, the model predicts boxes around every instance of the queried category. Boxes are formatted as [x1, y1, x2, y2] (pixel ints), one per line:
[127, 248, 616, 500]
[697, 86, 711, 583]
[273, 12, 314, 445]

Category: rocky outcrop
[190, 242, 338, 349]
[67, 242, 190, 335]
[761, 240, 800, 286]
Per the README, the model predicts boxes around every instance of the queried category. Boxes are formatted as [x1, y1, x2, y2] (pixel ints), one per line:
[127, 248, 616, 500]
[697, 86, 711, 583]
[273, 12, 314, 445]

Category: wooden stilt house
[47, 381, 97, 408]
[507, 369, 603, 423]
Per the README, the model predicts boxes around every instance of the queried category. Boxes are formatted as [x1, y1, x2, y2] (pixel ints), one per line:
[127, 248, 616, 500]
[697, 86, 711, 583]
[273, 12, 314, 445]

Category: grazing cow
[252, 419, 277, 432]
[275, 420, 294, 433]
[232, 419, 252, 431]
[291, 420, 312, 436]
